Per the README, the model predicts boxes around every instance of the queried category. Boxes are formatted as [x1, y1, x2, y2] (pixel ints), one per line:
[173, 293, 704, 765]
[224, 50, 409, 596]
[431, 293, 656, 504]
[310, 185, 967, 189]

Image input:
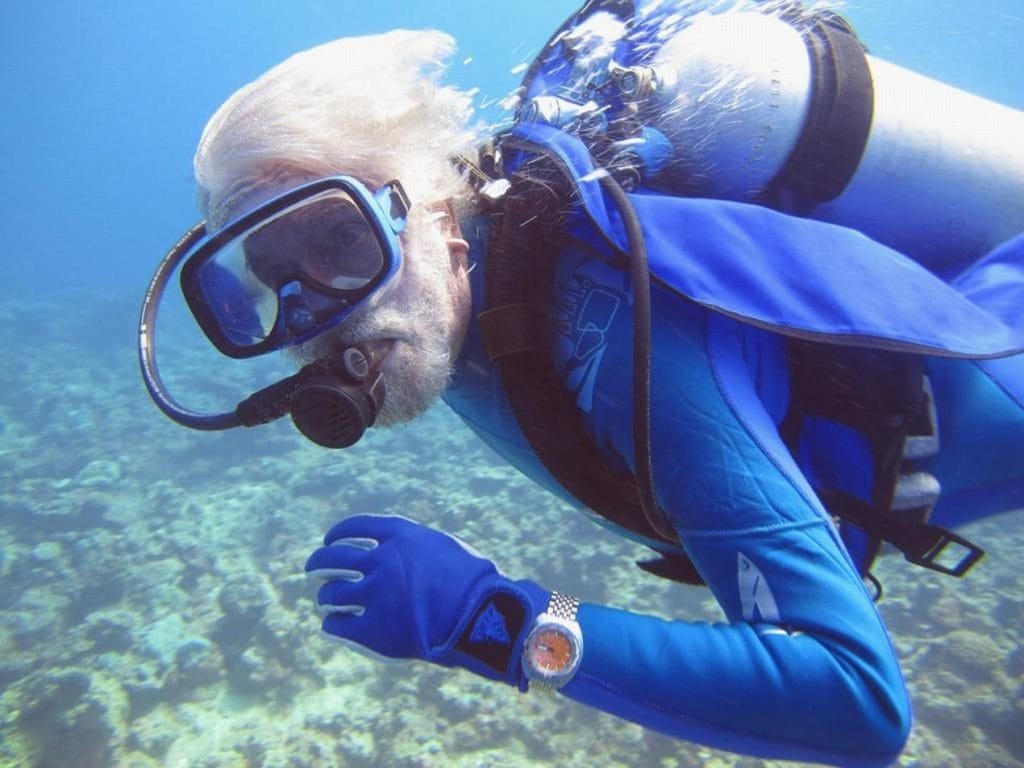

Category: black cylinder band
[759, 12, 875, 214]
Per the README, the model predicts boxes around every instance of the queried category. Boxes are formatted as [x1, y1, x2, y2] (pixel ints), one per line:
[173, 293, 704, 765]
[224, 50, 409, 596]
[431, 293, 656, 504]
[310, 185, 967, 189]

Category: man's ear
[429, 199, 469, 262]
[426, 198, 460, 237]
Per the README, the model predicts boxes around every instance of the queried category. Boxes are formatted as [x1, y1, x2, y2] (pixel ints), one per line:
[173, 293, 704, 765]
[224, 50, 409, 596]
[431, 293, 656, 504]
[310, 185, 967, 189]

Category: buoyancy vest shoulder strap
[478, 150, 693, 566]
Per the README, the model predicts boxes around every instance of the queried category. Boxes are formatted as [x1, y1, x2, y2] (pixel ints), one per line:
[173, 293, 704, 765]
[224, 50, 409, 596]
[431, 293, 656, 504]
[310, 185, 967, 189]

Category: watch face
[522, 612, 583, 690]
[529, 627, 575, 673]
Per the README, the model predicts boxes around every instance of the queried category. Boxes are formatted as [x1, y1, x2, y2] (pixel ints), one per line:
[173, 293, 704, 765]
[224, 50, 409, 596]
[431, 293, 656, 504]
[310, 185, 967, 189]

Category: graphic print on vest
[554, 270, 625, 412]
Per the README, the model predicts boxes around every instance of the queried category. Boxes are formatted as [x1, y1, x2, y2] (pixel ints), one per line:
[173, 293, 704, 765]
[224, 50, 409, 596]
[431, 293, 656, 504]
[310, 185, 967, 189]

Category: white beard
[291, 212, 468, 426]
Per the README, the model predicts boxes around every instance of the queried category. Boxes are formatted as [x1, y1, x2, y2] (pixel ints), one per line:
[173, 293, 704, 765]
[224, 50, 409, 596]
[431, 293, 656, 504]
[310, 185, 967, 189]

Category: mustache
[289, 220, 460, 425]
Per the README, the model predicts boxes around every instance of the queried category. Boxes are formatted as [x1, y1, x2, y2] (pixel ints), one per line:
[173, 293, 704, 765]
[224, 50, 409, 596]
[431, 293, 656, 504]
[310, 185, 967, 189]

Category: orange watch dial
[530, 628, 575, 672]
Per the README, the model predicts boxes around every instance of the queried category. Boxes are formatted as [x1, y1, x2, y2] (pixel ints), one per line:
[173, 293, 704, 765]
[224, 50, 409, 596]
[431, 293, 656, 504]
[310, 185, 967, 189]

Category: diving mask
[183, 176, 410, 358]
[139, 176, 411, 448]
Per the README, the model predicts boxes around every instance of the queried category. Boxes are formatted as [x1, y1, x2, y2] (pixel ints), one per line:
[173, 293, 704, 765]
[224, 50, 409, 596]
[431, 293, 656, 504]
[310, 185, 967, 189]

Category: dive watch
[522, 591, 583, 692]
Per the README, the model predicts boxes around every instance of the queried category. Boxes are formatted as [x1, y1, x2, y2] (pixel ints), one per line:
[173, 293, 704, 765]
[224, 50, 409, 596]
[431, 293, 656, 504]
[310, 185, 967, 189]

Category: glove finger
[305, 539, 378, 577]
[321, 605, 405, 660]
[322, 514, 420, 545]
[316, 579, 402, 657]
[319, 603, 365, 617]
[307, 566, 363, 583]
[316, 585, 364, 622]
[321, 611, 365, 640]
[315, 573, 378, 610]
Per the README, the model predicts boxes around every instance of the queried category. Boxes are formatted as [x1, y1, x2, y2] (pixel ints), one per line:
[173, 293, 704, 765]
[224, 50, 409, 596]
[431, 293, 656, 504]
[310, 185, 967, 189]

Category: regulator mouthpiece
[289, 345, 387, 448]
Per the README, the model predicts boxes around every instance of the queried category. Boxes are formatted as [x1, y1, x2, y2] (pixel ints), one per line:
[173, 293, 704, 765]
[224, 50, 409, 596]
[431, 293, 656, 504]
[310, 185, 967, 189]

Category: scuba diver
[139, 2, 1024, 765]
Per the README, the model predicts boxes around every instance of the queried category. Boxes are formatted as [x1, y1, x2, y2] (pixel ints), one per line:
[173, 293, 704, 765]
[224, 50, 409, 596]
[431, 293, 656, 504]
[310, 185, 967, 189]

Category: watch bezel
[522, 613, 583, 689]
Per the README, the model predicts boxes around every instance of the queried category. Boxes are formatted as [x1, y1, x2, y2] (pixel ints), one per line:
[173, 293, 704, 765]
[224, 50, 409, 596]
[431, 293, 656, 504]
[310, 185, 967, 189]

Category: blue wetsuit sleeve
[559, 306, 910, 766]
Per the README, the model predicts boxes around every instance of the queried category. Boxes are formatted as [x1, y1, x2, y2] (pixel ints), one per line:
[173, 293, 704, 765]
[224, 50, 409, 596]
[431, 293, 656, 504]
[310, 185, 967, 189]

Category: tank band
[760, 12, 875, 214]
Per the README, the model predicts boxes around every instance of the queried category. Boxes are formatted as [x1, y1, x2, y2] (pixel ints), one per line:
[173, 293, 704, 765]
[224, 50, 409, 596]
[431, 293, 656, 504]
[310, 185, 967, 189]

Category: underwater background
[2, 1, 1023, 766]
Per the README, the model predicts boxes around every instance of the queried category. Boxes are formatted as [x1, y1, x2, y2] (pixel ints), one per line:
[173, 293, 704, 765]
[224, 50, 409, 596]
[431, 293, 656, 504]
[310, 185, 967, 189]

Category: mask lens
[186, 186, 391, 355]
[192, 240, 278, 348]
[246, 189, 385, 292]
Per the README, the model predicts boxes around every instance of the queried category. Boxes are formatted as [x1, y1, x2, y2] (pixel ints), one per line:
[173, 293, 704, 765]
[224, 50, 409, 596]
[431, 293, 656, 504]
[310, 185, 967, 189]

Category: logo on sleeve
[738, 552, 780, 623]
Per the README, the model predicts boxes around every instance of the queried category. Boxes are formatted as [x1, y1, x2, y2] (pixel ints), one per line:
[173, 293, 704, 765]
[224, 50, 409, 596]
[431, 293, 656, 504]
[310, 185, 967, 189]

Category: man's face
[291, 203, 471, 426]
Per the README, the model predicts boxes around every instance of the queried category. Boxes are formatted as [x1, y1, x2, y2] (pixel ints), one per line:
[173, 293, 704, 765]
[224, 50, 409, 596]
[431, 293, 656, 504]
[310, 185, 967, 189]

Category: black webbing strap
[820, 490, 985, 577]
[781, 341, 918, 574]
[477, 303, 534, 358]
[760, 12, 875, 213]
[781, 341, 985, 578]
[481, 168, 681, 550]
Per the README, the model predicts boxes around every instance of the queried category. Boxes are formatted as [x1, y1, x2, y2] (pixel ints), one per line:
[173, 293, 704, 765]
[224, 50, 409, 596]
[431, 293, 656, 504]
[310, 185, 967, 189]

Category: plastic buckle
[906, 528, 985, 577]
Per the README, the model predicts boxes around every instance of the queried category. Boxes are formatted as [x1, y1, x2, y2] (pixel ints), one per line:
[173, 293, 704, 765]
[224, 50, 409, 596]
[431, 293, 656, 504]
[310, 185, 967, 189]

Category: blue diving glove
[305, 514, 549, 688]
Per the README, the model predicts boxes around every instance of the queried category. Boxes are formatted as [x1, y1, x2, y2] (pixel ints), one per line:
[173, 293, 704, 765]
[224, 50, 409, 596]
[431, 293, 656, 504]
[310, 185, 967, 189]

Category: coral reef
[1, 293, 1023, 767]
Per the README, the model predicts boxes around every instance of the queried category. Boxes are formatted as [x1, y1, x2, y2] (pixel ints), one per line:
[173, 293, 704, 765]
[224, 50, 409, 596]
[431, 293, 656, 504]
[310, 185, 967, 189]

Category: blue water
[2, 0, 1021, 299]
[1, 2, 1023, 767]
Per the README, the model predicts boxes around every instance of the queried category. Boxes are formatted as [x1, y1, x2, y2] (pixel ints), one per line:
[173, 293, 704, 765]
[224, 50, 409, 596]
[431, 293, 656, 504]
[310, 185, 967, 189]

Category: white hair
[194, 30, 479, 228]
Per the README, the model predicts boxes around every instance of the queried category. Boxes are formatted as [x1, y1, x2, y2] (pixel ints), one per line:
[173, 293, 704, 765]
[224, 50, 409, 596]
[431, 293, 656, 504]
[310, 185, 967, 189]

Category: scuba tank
[494, 2, 1011, 581]
[518, 5, 1024, 276]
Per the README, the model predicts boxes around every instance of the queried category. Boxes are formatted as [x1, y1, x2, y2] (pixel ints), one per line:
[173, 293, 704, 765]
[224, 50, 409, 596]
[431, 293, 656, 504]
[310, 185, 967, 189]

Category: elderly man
[140, 3, 1024, 765]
